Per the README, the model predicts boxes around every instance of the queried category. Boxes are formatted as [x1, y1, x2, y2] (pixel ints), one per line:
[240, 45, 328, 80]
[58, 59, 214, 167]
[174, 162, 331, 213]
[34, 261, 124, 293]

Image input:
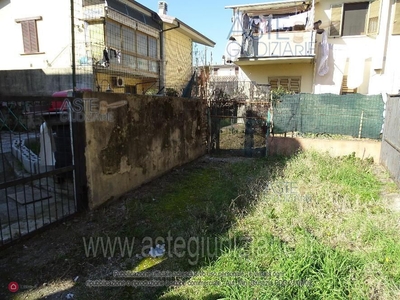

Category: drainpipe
[159, 21, 181, 93]
[70, 0, 76, 96]
[372, 1, 391, 71]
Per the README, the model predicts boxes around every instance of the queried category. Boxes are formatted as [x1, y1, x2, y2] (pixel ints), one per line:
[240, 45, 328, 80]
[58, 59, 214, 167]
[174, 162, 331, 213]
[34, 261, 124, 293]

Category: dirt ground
[1, 148, 399, 300]
[0, 155, 251, 300]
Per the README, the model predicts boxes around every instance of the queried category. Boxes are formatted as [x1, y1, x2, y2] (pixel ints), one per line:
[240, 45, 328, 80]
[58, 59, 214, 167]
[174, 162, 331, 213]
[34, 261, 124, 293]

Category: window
[269, 77, 301, 93]
[125, 85, 137, 94]
[137, 58, 148, 71]
[149, 61, 158, 73]
[342, 2, 369, 36]
[329, 1, 381, 37]
[123, 54, 136, 69]
[105, 21, 158, 73]
[137, 32, 148, 56]
[15, 17, 42, 54]
[106, 21, 121, 48]
[148, 37, 157, 58]
[394, 0, 400, 35]
[122, 27, 135, 53]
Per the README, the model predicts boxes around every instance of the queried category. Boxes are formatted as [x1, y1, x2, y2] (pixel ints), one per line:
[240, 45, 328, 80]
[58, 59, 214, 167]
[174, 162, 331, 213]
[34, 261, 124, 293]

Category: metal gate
[208, 81, 271, 157]
[0, 96, 87, 247]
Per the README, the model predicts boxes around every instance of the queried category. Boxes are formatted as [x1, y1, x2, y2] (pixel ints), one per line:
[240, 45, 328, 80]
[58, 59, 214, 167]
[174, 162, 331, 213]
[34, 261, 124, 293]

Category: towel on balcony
[318, 30, 329, 76]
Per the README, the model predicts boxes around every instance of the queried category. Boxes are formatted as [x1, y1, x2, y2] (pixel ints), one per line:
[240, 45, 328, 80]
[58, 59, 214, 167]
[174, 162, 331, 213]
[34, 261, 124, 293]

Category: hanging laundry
[259, 15, 267, 34]
[103, 48, 110, 63]
[251, 18, 260, 34]
[318, 30, 329, 76]
[117, 50, 121, 64]
[242, 13, 250, 32]
[267, 15, 273, 32]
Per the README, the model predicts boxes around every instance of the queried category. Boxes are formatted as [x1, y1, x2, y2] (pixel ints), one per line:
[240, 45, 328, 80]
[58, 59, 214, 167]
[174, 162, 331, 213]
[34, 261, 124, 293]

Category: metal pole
[70, 0, 77, 97]
[358, 110, 364, 139]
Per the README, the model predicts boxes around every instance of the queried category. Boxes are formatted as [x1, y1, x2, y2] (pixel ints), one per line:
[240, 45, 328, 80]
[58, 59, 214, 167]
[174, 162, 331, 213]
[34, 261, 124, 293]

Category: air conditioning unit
[116, 77, 125, 87]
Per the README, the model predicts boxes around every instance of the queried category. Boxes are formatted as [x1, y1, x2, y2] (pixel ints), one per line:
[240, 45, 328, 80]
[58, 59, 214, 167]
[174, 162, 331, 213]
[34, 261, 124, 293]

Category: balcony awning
[225, 0, 319, 15]
[234, 56, 315, 65]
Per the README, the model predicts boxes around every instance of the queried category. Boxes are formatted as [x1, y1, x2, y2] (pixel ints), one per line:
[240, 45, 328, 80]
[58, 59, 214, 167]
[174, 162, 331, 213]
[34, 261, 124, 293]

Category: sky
[136, 0, 250, 65]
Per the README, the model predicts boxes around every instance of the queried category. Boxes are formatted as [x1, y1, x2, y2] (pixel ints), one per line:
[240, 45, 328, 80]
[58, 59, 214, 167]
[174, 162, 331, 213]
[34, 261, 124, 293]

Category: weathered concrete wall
[83, 92, 206, 209]
[268, 137, 381, 163]
[380, 95, 400, 186]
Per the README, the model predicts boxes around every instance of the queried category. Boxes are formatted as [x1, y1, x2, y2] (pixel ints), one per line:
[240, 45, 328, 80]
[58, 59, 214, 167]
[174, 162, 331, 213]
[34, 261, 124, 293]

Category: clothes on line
[101, 46, 122, 67]
[242, 11, 309, 34]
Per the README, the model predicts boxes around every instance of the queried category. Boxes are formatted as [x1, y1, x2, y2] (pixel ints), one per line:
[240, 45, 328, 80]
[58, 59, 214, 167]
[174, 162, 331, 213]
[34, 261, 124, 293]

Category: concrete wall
[83, 92, 206, 209]
[268, 136, 381, 163]
[380, 95, 400, 186]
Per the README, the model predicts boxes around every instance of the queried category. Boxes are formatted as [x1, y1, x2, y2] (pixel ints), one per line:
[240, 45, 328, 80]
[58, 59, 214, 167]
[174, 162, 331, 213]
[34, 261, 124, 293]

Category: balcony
[225, 0, 319, 65]
[226, 30, 316, 65]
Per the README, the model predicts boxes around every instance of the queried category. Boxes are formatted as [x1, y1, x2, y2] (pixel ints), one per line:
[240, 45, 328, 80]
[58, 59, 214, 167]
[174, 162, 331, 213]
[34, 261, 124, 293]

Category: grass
[7, 150, 400, 300]
[159, 151, 400, 300]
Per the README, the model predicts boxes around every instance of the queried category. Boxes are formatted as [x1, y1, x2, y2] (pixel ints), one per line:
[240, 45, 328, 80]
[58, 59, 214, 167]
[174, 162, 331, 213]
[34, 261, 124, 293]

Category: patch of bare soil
[0, 155, 229, 300]
[218, 123, 266, 150]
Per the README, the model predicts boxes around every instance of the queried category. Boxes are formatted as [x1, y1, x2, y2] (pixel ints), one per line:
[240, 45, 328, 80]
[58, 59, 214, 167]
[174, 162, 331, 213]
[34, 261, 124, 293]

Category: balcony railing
[226, 30, 316, 61]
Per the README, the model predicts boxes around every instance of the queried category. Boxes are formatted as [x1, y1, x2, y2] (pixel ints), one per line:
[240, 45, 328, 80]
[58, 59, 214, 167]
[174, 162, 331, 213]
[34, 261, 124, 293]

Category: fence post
[358, 110, 364, 139]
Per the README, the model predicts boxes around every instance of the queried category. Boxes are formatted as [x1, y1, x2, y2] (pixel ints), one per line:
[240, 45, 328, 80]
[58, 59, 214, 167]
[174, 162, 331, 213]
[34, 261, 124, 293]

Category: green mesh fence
[272, 93, 384, 139]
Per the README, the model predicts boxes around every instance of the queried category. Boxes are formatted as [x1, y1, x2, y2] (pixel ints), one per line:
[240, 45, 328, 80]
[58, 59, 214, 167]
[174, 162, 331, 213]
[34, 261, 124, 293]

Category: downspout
[159, 28, 163, 93]
[372, 1, 391, 72]
[159, 21, 181, 94]
[70, 0, 76, 96]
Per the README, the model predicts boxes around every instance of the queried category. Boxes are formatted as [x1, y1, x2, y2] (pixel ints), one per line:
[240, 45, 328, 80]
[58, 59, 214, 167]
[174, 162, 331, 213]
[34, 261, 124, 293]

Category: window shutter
[367, 0, 381, 35]
[28, 20, 39, 53]
[329, 4, 343, 37]
[21, 20, 39, 53]
[393, 0, 400, 35]
[279, 78, 289, 90]
[21, 22, 31, 53]
[269, 78, 278, 90]
[290, 78, 301, 93]
[269, 77, 301, 92]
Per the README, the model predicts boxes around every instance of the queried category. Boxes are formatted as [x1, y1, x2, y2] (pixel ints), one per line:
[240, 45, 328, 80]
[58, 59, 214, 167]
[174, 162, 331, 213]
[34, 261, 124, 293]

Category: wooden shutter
[21, 20, 39, 53]
[290, 78, 301, 93]
[393, 0, 400, 35]
[366, 0, 381, 35]
[269, 78, 278, 90]
[279, 78, 289, 90]
[329, 4, 343, 37]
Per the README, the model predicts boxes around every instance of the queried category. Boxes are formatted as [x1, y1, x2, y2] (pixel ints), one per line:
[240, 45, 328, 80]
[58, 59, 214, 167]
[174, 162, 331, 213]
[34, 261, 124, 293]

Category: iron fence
[0, 96, 86, 247]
